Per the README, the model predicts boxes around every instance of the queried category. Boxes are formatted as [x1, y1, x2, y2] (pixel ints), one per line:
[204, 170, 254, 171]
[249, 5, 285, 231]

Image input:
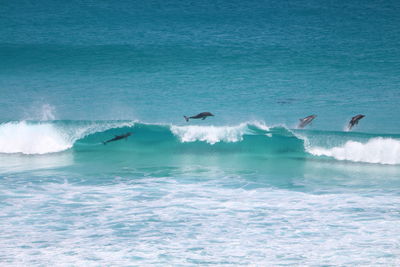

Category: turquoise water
[1, 0, 400, 265]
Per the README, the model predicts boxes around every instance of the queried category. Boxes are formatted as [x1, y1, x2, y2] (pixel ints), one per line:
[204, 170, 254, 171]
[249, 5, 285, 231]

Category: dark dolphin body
[184, 112, 214, 122]
[103, 132, 132, 145]
[348, 114, 365, 130]
[298, 115, 317, 128]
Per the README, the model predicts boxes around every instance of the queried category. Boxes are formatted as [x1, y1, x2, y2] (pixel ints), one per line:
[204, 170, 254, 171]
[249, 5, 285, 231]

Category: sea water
[1, 0, 400, 265]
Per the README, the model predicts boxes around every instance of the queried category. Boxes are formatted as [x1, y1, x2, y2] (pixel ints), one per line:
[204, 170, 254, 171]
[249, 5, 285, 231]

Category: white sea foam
[0, 121, 134, 155]
[171, 124, 249, 144]
[170, 122, 269, 145]
[0, 121, 72, 154]
[1, 178, 399, 266]
[307, 137, 400, 165]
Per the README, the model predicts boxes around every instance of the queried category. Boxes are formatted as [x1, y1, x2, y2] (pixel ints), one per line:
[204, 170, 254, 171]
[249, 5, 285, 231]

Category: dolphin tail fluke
[184, 116, 189, 122]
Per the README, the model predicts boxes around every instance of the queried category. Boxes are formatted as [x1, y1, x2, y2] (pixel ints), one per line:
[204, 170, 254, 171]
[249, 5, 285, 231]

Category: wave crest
[171, 124, 249, 145]
[170, 122, 270, 145]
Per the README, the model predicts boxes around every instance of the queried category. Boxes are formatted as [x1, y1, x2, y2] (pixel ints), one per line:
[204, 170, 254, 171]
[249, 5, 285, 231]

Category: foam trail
[307, 137, 400, 165]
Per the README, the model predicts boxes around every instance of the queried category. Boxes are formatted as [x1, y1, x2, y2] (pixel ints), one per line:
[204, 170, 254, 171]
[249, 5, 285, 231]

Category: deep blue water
[1, 0, 400, 265]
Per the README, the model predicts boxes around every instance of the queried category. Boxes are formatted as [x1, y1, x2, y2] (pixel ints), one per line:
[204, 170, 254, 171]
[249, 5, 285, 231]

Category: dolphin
[298, 115, 317, 128]
[102, 132, 132, 145]
[184, 112, 214, 122]
[348, 114, 365, 130]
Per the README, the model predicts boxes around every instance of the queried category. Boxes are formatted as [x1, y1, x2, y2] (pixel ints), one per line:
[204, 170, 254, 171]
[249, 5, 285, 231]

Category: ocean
[1, 0, 400, 265]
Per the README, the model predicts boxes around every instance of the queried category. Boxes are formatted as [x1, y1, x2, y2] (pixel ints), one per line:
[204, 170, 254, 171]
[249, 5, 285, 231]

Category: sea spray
[40, 104, 57, 121]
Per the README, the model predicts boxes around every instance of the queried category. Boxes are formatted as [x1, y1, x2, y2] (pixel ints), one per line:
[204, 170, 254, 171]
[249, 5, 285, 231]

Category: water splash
[40, 104, 56, 121]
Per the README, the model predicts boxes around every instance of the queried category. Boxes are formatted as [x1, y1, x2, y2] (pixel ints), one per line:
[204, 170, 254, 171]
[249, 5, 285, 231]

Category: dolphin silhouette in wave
[102, 132, 132, 145]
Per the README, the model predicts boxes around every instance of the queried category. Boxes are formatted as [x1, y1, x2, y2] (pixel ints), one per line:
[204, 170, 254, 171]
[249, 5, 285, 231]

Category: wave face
[1, 120, 400, 165]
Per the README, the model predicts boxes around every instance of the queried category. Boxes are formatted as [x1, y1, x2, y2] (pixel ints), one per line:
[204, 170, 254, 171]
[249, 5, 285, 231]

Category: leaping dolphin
[184, 112, 214, 122]
[103, 132, 132, 145]
[348, 114, 365, 130]
[298, 115, 317, 128]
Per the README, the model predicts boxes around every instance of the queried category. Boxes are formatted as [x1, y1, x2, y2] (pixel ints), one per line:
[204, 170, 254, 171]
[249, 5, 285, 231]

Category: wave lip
[307, 137, 400, 165]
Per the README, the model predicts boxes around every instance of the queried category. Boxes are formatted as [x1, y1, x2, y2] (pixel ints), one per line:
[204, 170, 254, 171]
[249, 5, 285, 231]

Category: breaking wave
[0, 120, 399, 165]
[0, 121, 71, 154]
[0, 120, 134, 154]
[170, 121, 269, 144]
[307, 138, 400, 165]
